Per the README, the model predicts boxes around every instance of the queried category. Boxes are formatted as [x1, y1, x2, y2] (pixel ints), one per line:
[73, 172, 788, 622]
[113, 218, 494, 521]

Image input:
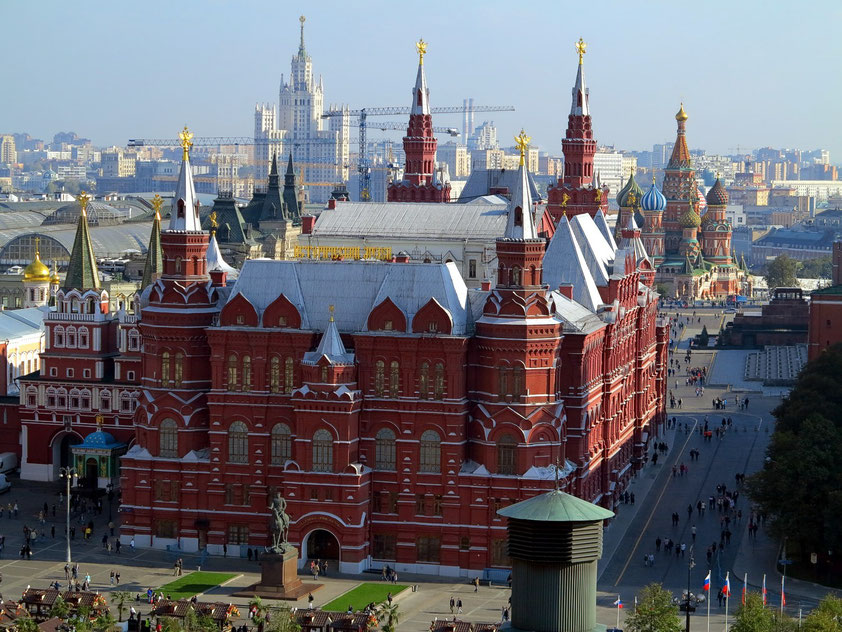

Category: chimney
[490, 186, 510, 197]
[326, 198, 337, 210]
[481, 280, 491, 291]
[558, 283, 574, 299]
[209, 269, 227, 288]
[394, 251, 410, 263]
[301, 215, 316, 234]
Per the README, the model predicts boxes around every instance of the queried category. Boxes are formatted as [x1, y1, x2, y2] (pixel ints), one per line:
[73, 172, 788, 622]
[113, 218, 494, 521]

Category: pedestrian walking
[457, 598, 463, 615]
[474, 577, 480, 592]
[450, 596, 455, 614]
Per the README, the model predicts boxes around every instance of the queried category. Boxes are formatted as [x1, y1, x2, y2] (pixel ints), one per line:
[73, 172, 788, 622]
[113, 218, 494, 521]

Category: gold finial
[178, 125, 194, 162]
[329, 304, 335, 322]
[561, 192, 570, 208]
[676, 102, 689, 122]
[627, 191, 637, 207]
[652, 174, 657, 185]
[594, 188, 603, 202]
[416, 38, 427, 65]
[299, 15, 305, 24]
[95, 414, 104, 427]
[151, 194, 163, 219]
[514, 129, 530, 166]
[575, 38, 587, 64]
[34, 236, 40, 256]
[77, 191, 90, 216]
[209, 210, 218, 231]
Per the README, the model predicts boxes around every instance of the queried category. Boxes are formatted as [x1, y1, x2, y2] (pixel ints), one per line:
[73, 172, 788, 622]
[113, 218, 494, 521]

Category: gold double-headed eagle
[77, 190, 91, 215]
[178, 126, 193, 161]
[514, 129, 530, 166]
[416, 39, 427, 64]
[575, 38, 587, 64]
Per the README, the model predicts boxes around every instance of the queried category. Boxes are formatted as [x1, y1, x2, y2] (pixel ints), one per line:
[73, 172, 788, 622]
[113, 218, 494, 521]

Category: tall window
[419, 362, 429, 399]
[159, 418, 178, 458]
[242, 355, 252, 392]
[228, 421, 248, 463]
[227, 354, 238, 390]
[100, 391, 111, 412]
[54, 327, 65, 347]
[389, 361, 400, 398]
[498, 366, 509, 397]
[374, 360, 385, 396]
[491, 539, 510, 566]
[78, 328, 89, 348]
[270, 357, 280, 393]
[128, 331, 140, 351]
[512, 366, 524, 402]
[420, 430, 441, 473]
[375, 428, 396, 470]
[434, 363, 445, 399]
[161, 352, 170, 387]
[227, 524, 249, 544]
[174, 352, 184, 387]
[416, 536, 441, 563]
[270, 423, 292, 465]
[284, 357, 294, 393]
[372, 534, 397, 560]
[66, 327, 76, 348]
[497, 434, 517, 475]
[321, 365, 328, 383]
[312, 429, 333, 472]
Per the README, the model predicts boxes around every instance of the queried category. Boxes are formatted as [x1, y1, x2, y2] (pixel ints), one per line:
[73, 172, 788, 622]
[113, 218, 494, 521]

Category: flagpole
[780, 574, 785, 619]
[617, 595, 621, 629]
[743, 572, 747, 606]
[762, 574, 767, 607]
[725, 572, 730, 632]
[707, 571, 711, 632]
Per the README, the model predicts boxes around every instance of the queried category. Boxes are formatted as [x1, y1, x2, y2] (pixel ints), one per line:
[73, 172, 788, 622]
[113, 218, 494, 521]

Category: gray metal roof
[458, 168, 541, 203]
[311, 199, 509, 240]
[0, 307, 48, 338]
[228, 259, 472, 335]
[0, 222, 154, 258]
[0, 210, 52, 231]
[498, 489, 614, 522]
[543, 215, 603, 312]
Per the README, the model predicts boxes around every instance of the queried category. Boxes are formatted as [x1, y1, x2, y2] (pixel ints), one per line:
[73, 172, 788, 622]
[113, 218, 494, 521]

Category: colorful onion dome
[679, 205, 701, 228]
[705, 177, 728, 206]
[617, 171, 643, 208]
[641, 180, 667, 211]
[23, 251, 50, 283]
[675, 103, 689, 122]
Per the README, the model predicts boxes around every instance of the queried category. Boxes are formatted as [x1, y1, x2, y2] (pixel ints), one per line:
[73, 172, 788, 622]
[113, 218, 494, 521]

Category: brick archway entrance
[305, 529, 339, 562]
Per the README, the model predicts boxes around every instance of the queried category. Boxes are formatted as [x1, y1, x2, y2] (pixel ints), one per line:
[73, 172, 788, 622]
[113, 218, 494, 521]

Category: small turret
[63, 191, 100, 291]
[503, 130, 538, 240]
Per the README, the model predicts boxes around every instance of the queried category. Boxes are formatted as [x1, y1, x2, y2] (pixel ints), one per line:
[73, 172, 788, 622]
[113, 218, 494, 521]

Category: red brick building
[113, 133, 667, 577]
[808, 241, 842, 361]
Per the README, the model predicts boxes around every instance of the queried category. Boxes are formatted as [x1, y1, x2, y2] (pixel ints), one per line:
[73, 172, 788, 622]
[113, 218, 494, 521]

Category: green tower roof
[498, 489, 614, 523]
[63, 192, 100, 291]
[141, 196, 163, 289]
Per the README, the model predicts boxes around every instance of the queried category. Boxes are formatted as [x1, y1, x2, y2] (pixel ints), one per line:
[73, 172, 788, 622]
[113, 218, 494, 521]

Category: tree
[698, 325, 710, 347]
[797, 256, 833, 280]
[803, 595, 842, 632]
[50, 595, 70, 620]
[111, 591, 130, 622]
[376, 602, 401, 632]
[625, 583, 682, 632]
[92, 609, 116, 632]
[765, 254, 799, 290]
[731, 594, 775, 632]
[265, 605, 301, 632]
[15, 615, 40, 632]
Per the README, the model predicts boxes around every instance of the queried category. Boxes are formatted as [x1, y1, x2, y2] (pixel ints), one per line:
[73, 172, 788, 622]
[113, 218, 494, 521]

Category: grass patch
[322, 583, 408, 612]
[157, 572, 238, 600]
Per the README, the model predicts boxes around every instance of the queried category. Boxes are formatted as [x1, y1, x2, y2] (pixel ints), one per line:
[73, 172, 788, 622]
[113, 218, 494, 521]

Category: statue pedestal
[235, 547, 319, 600]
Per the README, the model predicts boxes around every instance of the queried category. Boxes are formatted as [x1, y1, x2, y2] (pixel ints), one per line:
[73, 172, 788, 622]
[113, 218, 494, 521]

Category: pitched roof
[141, 208, 163, 289]
[206, 233, 239, 278]
[569, 212, 615, 284]
[593, 208, 617, 251]
[502, 162, 537, 240]
[498, 489, 614, 522]
[542, 215, 603, 311]
[169, 151, 201, 231]
[63, 200, 100, 291]
[458, 168, 541, 203]
[303, 311, 354, 365]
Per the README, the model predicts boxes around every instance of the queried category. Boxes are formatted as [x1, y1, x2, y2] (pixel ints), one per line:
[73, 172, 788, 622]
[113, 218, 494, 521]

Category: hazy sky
[2, 0, 840, 163]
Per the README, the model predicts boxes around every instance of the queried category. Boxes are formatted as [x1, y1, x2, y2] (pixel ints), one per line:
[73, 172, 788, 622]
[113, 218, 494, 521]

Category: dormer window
[514, 207, 523, 227]
[278, 316, 287, 327]
[236, 315, 244, 325]
[177, 199, 185, 218]
[384, 320, 393, 331]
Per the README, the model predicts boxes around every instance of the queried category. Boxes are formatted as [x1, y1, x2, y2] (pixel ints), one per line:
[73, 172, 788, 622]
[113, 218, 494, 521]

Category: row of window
[371, 535, 509, 566]
[53, 326, 89, 349]
[373, 361, 446, 399]
[38, 387, 137, 413]
[226, 355, 295, 393]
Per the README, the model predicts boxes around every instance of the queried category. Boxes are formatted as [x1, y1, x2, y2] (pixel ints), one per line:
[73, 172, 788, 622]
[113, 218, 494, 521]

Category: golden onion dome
[23, 251, 51, 283]
[679, 206, 701, 228]
[50, 262, 61, 285]
[675, 103, 689, 122]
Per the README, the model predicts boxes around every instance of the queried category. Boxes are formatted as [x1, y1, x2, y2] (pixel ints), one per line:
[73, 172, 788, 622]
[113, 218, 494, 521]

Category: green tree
[92, 609, 116, 632]
[731, 593, 775, 632]
[376, 602, 401, 632]
[110, 591, 131, 622]
[50, 595, 71, 620]
[184, 609, 218, 632]
[157, 617, 182, 632]
[15, 615, 41, 632]
[797, 256, 833, 280]
[625, 583, 682, 632]
[265, 605, 301, 632]
[765, 254, 799, 289]
[803, 595, 842, 632]
[698, 325, 710, 347]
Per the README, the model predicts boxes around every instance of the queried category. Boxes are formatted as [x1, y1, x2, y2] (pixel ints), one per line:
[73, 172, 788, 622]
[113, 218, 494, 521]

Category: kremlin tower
[387, 40, 451, 203]
[546, 39, 608, 222]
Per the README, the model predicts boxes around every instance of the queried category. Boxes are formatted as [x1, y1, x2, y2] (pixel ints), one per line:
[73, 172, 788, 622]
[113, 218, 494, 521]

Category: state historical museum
[19, 46, 668, 578]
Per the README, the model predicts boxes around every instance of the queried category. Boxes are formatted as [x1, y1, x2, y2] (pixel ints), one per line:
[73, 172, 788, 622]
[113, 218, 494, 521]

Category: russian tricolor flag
[614, 598, 624, 609]
[703, 571, 711, 592]
[762, 574, 767, 605]
[723, 572, 731, 597]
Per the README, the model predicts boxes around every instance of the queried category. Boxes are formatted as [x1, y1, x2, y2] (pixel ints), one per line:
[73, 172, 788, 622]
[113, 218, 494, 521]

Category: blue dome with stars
[641, 181, 667, 212]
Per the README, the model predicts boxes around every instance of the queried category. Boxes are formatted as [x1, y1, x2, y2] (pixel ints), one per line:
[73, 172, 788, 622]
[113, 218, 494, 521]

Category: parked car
[0, 474, 10, 493]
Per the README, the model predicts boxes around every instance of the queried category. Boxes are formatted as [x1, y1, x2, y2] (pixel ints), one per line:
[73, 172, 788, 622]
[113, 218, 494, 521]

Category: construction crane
[322, 104, 515, 199]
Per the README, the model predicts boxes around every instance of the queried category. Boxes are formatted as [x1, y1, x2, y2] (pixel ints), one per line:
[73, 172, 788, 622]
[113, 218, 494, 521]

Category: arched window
[312, 429, 333, 472]
[242, 355, 252, 392]
[270, 357, 280, 393]
[270, 423, 291, 465]
[100, 390, 111, 412]
[434, 362, 445, 400]
[174, 352, 184, 388]
[175, 257, 182, 273]
[497, 434, 517, 475]
[128, 330, 140, 351]
[54, 326, 65, 347]
[161, 351, 170, 387]
[66, 326, 77, 348]
[375, 428, 396, 470]
[389, 360, 400, 398]
[78, 327, 89, 348]
[419, 362, 429, 399]
[227, 354, 238, 390]
[228, 421, 248, 463]
[420, 430, 441, 473]
[321, 365, 328, 383]
[284, 357, 294, 393]
[512, 366, 524, 402]
[374, 360, 385, 396]
[159, 418, 178, 458]
[498, 366, 509, 397]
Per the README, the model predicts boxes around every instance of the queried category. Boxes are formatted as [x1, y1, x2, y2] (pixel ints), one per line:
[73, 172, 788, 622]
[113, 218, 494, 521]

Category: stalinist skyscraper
[254, 16, 350, 203]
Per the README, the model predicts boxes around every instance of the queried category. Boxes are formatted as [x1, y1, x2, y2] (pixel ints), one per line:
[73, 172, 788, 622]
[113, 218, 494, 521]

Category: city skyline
[1, 0, 840, 162]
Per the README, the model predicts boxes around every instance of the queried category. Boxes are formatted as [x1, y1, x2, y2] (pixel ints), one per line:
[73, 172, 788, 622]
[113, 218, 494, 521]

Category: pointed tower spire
[667, 103, 692, 168]
[283, 152, 300, 221]
[63, 191, 100, 291]
[571, 38, 590, 116]
[268, 152, 280, 187]
[206, 212, 238, 278]
[298, 15, 306, 57]
[411, 39, 431, 115]
[141, 194, 164, 288]
[504, 131, 538, 240]
[169, 126, 202, 232]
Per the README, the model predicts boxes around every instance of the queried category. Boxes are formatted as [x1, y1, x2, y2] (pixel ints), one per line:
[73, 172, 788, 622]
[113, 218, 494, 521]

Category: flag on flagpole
[724, 572, 731, 597]
[781, 575, 786, 607]
[614, 598, 624, 609]
[703, 571, 711, 591]
[762, 574, 767, 605]
[742, 573, 747, 605]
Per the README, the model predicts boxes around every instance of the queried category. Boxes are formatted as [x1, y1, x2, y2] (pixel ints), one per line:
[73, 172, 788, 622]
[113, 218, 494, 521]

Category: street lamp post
[685, 546, 696, 632]
[59, 466, 77, 565]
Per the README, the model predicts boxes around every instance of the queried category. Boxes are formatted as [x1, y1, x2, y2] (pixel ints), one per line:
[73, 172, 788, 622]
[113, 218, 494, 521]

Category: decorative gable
[412, 297, 452, 334]
[366, 297, 407, 332]
[219, 293, 258, 327]
[262, 293, 301, 329]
